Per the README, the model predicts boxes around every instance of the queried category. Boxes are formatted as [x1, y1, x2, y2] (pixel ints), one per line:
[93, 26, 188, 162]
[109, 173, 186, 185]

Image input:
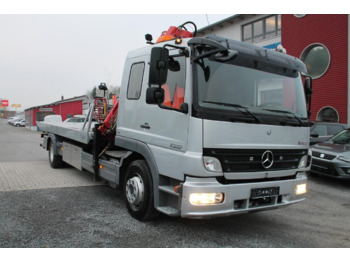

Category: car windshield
[330, 130, 350, 144]
[194, 54, 308, 126]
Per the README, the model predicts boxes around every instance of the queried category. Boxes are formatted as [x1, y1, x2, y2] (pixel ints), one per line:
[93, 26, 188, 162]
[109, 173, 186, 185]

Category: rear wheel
[123, 160, 159, 221]
[48, 140, 63, 168]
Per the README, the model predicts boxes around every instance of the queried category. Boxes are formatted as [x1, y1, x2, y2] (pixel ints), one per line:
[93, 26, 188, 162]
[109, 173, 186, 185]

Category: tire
[48, 140, 63, 168]
[123, 160, 159, 221]
[16, 124, 19, 127]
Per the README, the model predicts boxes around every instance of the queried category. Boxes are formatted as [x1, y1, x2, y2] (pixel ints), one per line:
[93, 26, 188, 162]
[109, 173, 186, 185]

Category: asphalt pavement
[1, 119, 350, 249]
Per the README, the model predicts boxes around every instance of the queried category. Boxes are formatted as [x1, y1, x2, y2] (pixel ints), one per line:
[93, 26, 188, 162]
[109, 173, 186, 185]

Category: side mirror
[168, 57, 180, 72]
[149, 47, 169, 86]
[304, 77, 313, 103]
[146, 87, 164, 104]
[304, 76, 313, 118]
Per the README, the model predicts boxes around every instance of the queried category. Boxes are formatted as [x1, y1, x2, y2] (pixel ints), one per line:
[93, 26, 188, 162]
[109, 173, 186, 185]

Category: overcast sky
[0, 13, 232, 111]
[1, 0, 343, 111]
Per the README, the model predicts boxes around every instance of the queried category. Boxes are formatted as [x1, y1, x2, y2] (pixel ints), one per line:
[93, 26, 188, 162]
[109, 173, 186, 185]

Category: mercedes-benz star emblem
[261, 150, 274, 169]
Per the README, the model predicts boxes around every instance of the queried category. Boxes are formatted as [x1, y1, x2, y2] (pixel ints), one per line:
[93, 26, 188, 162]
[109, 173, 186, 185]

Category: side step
[157, 177, 182, 217]
[157, 206, 180, 217]
[159, 185, 179, 197]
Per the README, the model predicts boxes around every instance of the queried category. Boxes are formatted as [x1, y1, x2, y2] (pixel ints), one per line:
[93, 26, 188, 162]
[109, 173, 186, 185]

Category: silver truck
[38, 33, 312, 221]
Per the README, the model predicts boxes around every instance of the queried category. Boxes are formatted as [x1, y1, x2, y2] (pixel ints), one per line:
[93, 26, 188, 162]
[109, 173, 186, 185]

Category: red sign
[1, 100, 9, 107]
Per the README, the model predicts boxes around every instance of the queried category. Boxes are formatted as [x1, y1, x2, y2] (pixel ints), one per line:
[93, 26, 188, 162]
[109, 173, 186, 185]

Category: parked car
[310, 129, 350, 179]
[63, 116, 86, 123]
[7, 117, 16, 123]
[8, 117, 21, 125]
[9, 117, 24, 126]
[13, 119, 26, 127]
[43, 115, 62, 122]
[310, 122, 348, 145]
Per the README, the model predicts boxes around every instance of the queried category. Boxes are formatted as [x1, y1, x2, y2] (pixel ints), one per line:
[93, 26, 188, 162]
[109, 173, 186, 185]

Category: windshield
[193, 56, 308, 126]
[330, 130, 350, 144]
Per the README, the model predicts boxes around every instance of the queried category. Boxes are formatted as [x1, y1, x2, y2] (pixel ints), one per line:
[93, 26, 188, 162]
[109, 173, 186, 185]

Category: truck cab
[115, 35, 311, 219]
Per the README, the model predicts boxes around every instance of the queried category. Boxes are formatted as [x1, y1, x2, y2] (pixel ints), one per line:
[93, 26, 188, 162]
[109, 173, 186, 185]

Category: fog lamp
[189, 193, 224, 206]
[295, 183, 307, 195]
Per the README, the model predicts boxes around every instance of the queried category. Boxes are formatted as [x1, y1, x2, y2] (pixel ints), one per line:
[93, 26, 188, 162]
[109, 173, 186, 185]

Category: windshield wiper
[262, 108, 305, 126]
[202, 101, 261, 123]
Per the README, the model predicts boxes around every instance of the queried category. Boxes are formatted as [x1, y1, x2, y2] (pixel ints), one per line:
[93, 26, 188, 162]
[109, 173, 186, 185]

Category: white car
[13, 119, 26, 127]
[8, 117, 20, 124]
[63, 116, 86, 123]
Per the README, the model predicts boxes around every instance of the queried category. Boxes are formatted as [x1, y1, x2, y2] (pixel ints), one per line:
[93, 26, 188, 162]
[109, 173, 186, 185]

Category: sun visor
[190, 35, 307, 75]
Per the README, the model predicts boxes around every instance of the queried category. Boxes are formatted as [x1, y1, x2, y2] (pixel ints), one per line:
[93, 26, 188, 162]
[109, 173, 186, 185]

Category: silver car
[310, 129, 350, 179]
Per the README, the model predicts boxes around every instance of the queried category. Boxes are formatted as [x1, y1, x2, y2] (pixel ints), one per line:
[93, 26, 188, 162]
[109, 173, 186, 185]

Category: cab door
[118, 54, 189, 153]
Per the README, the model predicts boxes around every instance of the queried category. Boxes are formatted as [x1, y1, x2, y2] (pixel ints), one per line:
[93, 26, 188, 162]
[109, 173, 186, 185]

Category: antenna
[205, 14, 210, 25]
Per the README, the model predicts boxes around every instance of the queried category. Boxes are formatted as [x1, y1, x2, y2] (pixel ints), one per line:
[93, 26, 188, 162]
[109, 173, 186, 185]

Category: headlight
[338, 156, 350, 163]
[299, 150, 312, 168]
[295, 183, 307, 195]
[189, 193, 224, 205]
[203, 156, 222, 172]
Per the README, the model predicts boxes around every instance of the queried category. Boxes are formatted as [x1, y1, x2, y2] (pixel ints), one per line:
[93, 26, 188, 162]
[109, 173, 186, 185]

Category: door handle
[140, 123, 150, 129]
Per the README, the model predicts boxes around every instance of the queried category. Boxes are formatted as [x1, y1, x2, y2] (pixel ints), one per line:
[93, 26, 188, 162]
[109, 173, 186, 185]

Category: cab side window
[127, 62, 145, 100]
[161, 56, 186, 109]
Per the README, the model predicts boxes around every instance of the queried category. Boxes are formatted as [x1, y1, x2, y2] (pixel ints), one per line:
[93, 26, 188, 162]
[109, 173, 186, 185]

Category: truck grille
[203, 148, 307, 172]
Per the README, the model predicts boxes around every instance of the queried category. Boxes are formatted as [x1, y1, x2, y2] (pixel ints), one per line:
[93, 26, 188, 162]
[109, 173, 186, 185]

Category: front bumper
[311, 157, 350, 179]
[180, 173, 307, 218]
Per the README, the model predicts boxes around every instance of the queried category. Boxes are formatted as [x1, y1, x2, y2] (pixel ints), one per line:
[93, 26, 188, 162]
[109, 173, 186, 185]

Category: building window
[300, 44, 331, 79]
[316, 106, 339, 122]
[294, 14, 307, 18]
[242, 15, 281, 43]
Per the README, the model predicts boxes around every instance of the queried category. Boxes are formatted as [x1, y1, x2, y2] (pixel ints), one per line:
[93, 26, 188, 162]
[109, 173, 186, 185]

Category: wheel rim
[125, 174, 144, 208]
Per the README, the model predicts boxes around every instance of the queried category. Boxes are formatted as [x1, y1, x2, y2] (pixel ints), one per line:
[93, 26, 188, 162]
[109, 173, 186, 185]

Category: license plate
[251, 187, 279, 199]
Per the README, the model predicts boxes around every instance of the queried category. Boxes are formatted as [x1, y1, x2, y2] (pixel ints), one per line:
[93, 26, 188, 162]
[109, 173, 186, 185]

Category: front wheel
[123, 160, 159, 221]
[48, 140, 63, 168]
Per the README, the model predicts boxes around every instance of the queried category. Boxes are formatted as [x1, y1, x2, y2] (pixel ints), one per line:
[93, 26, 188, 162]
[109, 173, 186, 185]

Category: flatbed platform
[36, 106, 98, 145]
[36, 121, 97, 144]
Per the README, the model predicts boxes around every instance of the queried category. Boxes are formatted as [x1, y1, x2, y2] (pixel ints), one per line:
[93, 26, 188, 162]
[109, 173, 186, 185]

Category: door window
[127, 63, 145, 100]
[161, 56, 186, 109]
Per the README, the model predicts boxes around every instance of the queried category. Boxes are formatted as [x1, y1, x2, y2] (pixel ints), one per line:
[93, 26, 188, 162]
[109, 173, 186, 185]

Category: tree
[86, 86, 97, 99]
